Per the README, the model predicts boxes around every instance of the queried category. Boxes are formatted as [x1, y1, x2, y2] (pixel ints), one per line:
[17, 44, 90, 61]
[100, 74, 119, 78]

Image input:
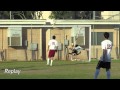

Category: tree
[11, 11, 35, 19]
[0, 11, 42, 19]
[49, 11, 102, 19]
[0, 11, 10, 19]
[49, 11, 72, 19]
[0, 11, 102, 19]
[95, 11, 102, 19]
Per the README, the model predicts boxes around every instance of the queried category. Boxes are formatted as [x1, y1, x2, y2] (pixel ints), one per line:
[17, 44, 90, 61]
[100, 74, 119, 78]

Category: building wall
[26, 27, 41, 61]
[0, 27, 42, 61]
[0, 28, 8, 61]
[0, 24, 119, 61]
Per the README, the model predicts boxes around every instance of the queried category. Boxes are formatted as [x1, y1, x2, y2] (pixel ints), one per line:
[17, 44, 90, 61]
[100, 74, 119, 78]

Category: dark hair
[52, 35, 56, 39]
[104, 32, 109, 39]
[75, 44, 78, 47]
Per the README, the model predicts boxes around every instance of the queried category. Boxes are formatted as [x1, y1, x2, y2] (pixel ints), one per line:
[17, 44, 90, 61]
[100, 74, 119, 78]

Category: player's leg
[47, 58, 50, 65]
[75, 50, 79, 56]
[94, 69, 100, 79]
[106, 62, 111, 79]
[50, 57, 53, 66]
[94, 61, 102, 79]
[47, 50, 51, 65]
[50, 50, 56, 66]
[106, 69, 110, 79]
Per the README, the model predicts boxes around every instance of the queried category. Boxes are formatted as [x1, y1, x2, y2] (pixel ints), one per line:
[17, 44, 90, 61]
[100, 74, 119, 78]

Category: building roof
[0, 20, 120, 27]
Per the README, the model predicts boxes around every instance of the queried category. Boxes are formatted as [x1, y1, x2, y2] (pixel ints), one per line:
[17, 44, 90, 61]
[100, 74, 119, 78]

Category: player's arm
[102, 48, 107, 62]
[78, 46, 84, 50]
[101, 42, 107, 62]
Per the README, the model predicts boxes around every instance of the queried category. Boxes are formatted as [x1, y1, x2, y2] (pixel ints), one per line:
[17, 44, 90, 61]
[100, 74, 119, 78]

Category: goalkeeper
[69, 44, 85, 55]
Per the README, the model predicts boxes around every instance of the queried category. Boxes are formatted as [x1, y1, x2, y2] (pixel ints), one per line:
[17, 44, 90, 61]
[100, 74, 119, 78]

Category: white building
[101, 11, 120, 20]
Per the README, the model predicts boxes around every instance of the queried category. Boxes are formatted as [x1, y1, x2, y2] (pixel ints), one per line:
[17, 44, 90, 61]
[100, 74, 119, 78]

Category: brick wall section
[0, 27, 41, 61]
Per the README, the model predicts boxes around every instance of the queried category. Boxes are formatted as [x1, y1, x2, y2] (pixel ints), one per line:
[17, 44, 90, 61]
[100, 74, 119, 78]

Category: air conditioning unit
[30, 43, 38, 50]
[8, 26, 22, 46]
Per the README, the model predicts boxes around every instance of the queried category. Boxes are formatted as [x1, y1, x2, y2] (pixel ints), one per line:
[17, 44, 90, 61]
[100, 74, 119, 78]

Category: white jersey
[100, 39, 112, 62]
[74, 46, 83, 54]
[48, 39, 58, 50]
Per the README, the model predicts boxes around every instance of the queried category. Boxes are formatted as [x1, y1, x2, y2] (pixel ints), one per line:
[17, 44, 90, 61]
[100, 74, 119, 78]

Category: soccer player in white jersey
[69, 44, 85, 60]
[94, 32, 112, 79]
[47, 35, 58, 66]
[70, 44, 85, 55]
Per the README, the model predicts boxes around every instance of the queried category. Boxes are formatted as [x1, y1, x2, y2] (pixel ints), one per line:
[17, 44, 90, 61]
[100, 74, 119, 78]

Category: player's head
[104, 32, 109, 39]
[75, 44, 78, 47]
[52, 35, 56, 39]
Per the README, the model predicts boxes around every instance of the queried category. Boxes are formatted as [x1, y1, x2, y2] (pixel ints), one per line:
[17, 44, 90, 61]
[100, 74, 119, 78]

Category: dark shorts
[72, 50, 78, 55]
[72, 50, 81, 55]
[48, 50, 56, 58]
[96, 61, 111, 69]
[72, 50, 77, 53]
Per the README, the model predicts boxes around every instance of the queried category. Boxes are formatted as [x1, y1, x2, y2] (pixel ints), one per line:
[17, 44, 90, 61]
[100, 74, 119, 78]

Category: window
[91, 32, 113, 45]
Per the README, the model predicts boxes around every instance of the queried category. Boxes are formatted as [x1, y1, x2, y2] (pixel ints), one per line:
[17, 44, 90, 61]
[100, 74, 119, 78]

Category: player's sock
[94, 69, 100, 79]
[106, 70, 110, 79]
[50, 60, 53, 66]
[47, 58, 50, 65]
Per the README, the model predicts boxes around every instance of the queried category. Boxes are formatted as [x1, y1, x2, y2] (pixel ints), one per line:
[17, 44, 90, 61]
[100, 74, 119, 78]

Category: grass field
[0, 60, 120, 79]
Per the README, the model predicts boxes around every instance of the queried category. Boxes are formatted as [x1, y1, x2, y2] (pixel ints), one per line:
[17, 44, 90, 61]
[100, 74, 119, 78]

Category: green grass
[0, 60, 120, 79]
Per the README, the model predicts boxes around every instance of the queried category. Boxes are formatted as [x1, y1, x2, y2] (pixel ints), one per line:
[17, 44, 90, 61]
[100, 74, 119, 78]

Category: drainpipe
[2, 29, 3, 50]
[1, 29, 3, 61]
[31, 24, 33, 60]
[118, 28, 120, 59]
[93, 11, 95, 20]
[40, 28, 42, 60]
